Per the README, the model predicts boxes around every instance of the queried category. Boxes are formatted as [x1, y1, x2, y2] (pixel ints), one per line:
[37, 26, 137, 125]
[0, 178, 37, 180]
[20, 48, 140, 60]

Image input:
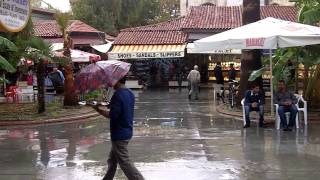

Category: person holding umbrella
[75, 60, 144, 180]
[91, 76, 144, 180]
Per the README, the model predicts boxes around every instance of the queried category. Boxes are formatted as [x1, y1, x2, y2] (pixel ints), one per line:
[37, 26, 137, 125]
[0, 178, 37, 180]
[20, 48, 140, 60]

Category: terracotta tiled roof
[33, 20, 62, 37]
[183, 5, 297, 30]
[122, 18, 185, 32]
[183, 6, 242, 30]
[72, 36, 105, 45]
[113, 5, 297, 45]
[67, 20, 102, 33]
[114, 18, 188, 45]
[33, 20, 103, 38]
[114, 31, 187, 45]
[261, 6, 297, 22]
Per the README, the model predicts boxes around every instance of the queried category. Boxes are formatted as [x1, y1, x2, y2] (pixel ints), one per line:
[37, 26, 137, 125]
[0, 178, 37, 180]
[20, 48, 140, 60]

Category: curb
[0, 112, 101, 127]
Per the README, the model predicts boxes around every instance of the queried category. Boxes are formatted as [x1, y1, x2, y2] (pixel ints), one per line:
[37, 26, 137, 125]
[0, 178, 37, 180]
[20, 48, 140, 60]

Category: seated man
[243, 84, 265, 128]
[275, 80, 298, 131]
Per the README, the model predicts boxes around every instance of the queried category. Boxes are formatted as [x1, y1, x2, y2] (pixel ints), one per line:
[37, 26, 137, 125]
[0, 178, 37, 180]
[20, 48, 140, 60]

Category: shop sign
[245, 38, 266, 48]
[187, 43, 241, 54]
[109, 51, 185, 60]
[209, 49, 241, 54]
[0, 0, 30, 32]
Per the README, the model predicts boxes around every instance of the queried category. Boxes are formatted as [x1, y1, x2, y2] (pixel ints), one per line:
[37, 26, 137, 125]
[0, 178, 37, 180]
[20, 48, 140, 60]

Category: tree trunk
[62, 35, 77, 106]
[63, 63, 78, 106]
[37, 60, 45, 113]
[237, 0, 261, 104]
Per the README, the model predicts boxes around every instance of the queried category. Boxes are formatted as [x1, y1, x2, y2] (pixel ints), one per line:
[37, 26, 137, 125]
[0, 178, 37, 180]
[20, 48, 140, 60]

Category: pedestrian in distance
[90, 76, 144, 180]
[187, 65, 201, 100]
[214, 62, 224, 102]
[275, 80, 298, 131]
[176, 65, 184, 92]
[243, 84, 265, 128]
[228, 63, 236, 82]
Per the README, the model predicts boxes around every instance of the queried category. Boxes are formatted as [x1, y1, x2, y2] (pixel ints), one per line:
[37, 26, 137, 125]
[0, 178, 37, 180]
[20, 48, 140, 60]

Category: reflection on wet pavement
[0, 89, 320, 180]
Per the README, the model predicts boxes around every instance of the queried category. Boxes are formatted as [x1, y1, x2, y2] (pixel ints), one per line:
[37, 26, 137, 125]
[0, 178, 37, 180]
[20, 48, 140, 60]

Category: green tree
[0, 36, 18, 74]
[55, 12, 78, 106]
[296, 0, 320, 107]
[1, 17, 54, 112]
[24, 37, 53, 113]
[71, 0, 160, 35]
[249, 0, 320, 108]
[155, 0, 180, 21]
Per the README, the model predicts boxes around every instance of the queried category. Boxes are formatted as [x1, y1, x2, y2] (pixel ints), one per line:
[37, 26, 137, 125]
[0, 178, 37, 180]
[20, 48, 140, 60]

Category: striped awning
[109, 44, 186, 59]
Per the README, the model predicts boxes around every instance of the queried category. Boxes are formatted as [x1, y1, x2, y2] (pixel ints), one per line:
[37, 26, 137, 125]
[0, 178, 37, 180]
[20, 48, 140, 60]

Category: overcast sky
[42, 0, 71, 12]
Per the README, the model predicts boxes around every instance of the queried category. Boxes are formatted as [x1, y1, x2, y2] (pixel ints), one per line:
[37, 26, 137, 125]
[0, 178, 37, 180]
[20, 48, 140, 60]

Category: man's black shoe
[195, 97, 199, 100]
[243, 124, 250, 128]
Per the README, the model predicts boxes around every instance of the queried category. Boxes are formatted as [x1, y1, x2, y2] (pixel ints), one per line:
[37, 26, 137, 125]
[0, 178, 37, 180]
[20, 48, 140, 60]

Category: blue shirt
[244, 90, 265, 106]
[109, 88, 135, 141]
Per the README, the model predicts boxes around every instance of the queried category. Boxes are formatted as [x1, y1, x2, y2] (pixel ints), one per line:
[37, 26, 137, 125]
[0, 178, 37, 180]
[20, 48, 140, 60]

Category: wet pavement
[0, 89, 320, 180]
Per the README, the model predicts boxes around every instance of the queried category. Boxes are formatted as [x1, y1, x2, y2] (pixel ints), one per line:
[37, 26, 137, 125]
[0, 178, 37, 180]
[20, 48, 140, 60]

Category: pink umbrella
[74, 60, 131, 93]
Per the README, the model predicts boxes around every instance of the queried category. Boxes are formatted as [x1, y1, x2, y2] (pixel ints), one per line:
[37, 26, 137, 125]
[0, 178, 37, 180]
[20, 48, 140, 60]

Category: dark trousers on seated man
[278, 104, 298, 128]
[244, 105, 264, 127]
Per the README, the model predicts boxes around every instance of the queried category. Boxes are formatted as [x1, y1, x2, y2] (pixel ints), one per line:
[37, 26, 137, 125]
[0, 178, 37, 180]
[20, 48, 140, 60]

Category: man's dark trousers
[278, 105, 298, 128]
[103, 140, 144, 180]
[244, 105, 264, 127]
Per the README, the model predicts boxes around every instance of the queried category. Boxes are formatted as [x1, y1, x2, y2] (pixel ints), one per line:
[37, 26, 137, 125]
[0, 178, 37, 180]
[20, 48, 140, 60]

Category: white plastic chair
[17, 86, 34, 102]
[240, 98, 261, 126]
[295, 94, 308, 125]
[274, 94, 307, 130]
[213, 84, 224, 103]
[241, 99, 246, 126]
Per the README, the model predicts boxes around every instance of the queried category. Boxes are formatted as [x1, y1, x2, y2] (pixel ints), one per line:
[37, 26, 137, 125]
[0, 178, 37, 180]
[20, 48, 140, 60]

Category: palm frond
[249, 67, 266, 81]
[22, 37, 53, 63]
[0, 36, 18, 52]
[0, 55, 16, 73]
[55, 12, 71, 36]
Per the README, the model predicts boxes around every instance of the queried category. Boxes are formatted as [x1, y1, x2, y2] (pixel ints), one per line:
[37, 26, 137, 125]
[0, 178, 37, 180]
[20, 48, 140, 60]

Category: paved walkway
[0, 89, 319, 180]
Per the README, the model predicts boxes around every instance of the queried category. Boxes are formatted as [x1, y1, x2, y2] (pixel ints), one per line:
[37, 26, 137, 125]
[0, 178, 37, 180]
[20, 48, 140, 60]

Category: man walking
[228, 64, 236, 82]
[243, 84, 265, 128]
[214, 62, 224, 85]
[92, 76, 144, 180]
[214, 62, 224, 102]
[275, 80, 298, 131]
[187, 65, 201, 100]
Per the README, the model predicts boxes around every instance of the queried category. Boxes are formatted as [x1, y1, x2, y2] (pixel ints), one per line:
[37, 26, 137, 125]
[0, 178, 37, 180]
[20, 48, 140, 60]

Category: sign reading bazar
[0, 0, 30, 32]
[109, 51, 185, 60]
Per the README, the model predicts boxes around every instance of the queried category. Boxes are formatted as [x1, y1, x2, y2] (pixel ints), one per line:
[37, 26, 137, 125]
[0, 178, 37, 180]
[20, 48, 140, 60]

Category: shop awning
[91, 42, 113, 53]
[109, 44, 186, 59]
[187, 43, 241, 54]
[54, 49, 101, 62]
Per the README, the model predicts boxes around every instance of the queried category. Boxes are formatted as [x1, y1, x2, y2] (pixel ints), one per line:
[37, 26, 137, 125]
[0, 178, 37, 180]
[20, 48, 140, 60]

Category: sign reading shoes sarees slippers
[109, 51, 185, 60]
[0, 0, 30, 32]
